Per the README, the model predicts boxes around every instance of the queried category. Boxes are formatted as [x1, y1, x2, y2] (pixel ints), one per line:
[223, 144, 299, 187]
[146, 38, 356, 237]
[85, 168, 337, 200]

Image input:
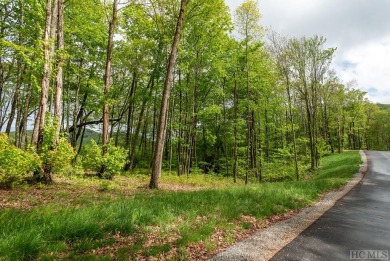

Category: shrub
[36, 117, 76, 177]
[82, 140, 127, 179]
[317, 137, 331, 157]
[0, 134, 41, 188]
[102, 144, 127, 179]
[46, 137, 76, 176]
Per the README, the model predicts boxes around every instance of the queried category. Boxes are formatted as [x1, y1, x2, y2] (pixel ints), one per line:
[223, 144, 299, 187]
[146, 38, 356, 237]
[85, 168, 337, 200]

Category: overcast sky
[225, 0, 390, 104]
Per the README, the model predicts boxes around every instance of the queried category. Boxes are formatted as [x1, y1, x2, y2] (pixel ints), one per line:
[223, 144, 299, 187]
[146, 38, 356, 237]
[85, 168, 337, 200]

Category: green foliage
[317, 137, 331, 157]
[39, 117, 76, 177]
[235, 0, 262, 41]
[48, 137, 76, 176]
[81, 139, 101, 172]
[262, 161, 297, 182]
[0, 151, 361, 260]
[0, 0, 381, 195]
[82, 140, 127, 179]
[0, 134, 40, 188]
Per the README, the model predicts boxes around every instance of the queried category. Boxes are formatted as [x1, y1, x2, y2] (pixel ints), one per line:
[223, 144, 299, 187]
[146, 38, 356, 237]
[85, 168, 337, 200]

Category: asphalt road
[271, 151, 390, 261]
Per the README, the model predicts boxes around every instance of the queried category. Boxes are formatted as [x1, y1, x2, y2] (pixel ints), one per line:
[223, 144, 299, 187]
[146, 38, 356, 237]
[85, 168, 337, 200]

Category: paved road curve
[271, 151, 390, 261]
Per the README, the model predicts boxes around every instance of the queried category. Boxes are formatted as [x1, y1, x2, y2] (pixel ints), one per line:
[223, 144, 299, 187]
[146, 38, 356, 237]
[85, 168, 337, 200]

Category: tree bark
[150, 0, 188, 189]
[54, 0, 64, 145]
[128, 75, 155, 171]
[5, 68, 22, 135]
[221, 78, 229, 177]
[35, 0, 52, 152]
[102, 0, 118, 146]
[285, 73, 299, 180]
[100, 0, 118, 175]
[71, 61, 83, 147]
[233, 72, 238, 183]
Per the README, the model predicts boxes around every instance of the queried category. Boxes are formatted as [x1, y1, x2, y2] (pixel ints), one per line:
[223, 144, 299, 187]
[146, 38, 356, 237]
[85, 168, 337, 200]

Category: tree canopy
[0, 0, 388, 188]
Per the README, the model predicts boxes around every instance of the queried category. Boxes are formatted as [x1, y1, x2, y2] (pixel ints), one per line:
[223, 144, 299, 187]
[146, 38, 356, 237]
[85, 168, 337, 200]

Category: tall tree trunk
[75, 126, 86, 158]
[64, 60, 71, 132]
[71, 60, 83, 147]
[183, 82, 190, 175]
[5, 67, 23, 135]
[233, 72, 238, 183]
[124, 72, 137, 170]
[264, 107, 269, 162]
[337, 116, 342, 153]
[221, 78, 229, 177]
[101, 0, 118, 175]
[34, 0, 53, 183]
[151, 91, 157, 164]
[48, 0, 58, 114]
[150, 0, 188, 189]
[54, 0, 64, 145]
[286, 75, 299, 180]
[5, 4, 25, 136]
[13, 2, 25, 147]
[21, 77, 33, 149]
[35, 0, 52, 151]
[190, 67, 198, 173]
[257, 109, 263, 182]
[245, 32, 250, 185]
[124, 71, 137, 168]
[304, 89, 316, 170]
[177, 71, 183, 176]
[168, 85, 175, 174]
[251, 110, 258, 177]
[128, 74, 155, 171]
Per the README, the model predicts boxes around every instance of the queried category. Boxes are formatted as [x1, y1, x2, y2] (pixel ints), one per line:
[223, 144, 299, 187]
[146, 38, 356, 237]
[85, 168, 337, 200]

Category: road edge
[209, 150, 368, 261]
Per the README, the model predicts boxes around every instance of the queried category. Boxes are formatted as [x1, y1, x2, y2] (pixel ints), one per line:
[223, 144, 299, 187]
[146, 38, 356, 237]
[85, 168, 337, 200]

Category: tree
[289, 36, 335, 170]
[35, 0, 52, 153]
[0, 0, 381, 187]
[100, 0, 118, 175]
[119, 0, 170, 171]
[268, 32, 299, 180]
[173, 0, 232, 176]
[150, 0, 188, 189]
[54, 0, 64, 145]
[62, 0, 107, 150]
[234, 0, 262, 183]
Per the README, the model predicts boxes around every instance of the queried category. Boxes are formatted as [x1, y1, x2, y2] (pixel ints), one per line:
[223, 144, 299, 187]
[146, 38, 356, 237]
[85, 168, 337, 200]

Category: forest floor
[0, 151, 362, 261]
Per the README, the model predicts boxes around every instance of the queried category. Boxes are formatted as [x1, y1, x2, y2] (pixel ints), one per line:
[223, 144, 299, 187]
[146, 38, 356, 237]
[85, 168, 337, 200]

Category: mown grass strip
[0, 151, 361, 260]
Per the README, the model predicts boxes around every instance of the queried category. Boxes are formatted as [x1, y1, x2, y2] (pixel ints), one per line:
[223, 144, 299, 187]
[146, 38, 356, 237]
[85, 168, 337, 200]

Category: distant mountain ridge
[377, 104, 390, 110]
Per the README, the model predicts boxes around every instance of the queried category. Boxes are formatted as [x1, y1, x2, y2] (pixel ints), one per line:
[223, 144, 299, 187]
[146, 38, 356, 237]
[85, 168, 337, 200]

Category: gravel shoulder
[209, 150, 368, 261]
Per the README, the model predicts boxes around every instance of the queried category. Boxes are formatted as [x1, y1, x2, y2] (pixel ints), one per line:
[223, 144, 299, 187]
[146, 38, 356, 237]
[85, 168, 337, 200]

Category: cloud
[260, 0, 390, 45]
[225, 0, 390, 104]
[334, 37, 390, 103]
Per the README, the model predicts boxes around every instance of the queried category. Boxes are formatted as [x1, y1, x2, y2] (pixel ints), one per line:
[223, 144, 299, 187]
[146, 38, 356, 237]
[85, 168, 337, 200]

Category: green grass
[0, 151, 362, 260]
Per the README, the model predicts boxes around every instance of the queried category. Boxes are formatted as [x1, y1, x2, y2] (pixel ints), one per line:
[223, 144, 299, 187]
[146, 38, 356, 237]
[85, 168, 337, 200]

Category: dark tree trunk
[233, 72, 238, 183]
[124, 71, 137, 169]
[127, 75, 155, 171]
[286, 76, 299, 180]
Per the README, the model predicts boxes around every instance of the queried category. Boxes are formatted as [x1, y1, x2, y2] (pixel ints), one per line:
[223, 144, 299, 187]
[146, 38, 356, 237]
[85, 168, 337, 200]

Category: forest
[2, 0, 389, 260]
[1, 0, 390, 189]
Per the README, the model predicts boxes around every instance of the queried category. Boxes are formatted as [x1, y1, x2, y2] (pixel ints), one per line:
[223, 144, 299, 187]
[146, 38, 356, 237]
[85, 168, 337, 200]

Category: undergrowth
[0, 151, 362, 260]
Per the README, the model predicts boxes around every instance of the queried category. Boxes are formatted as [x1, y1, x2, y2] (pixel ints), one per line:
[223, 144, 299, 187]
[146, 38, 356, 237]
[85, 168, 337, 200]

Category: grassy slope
[0, 151, 362, 260]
